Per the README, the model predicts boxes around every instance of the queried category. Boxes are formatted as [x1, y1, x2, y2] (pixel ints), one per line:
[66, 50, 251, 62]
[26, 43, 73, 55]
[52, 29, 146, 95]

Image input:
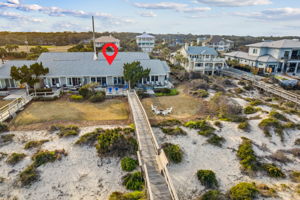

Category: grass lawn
[142, 85, 205, 121]
[2, 45, 73, 53]
[11, 98, 129, 127]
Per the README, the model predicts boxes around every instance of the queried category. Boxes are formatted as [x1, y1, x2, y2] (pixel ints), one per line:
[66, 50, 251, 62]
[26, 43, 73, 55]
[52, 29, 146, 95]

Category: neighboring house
[136, 32, 155, 53]
[225, 39, 300, 74]
[202, 36, 234, 52]
[196, 37, 208, 45]
[170, 43, 226, 75]
[95, 35, 120, 48]
[0, 52, 170, 89]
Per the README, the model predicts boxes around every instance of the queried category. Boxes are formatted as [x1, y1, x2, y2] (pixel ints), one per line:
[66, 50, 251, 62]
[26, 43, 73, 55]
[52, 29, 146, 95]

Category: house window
[284, 51, 290, 59]
[151, 76, 158, 82]
[252, 49, 258, 54]
[113, 77, 124, 85]
[52, 78, 59, 86]
[91, 77, 107, 86]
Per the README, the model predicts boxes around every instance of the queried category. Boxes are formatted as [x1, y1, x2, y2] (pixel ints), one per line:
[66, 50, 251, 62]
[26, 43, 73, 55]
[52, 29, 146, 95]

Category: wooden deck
[127, 91, 178, 200]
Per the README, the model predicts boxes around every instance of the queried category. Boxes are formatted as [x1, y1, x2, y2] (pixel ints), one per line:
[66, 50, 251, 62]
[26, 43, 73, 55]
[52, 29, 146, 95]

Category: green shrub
[262, 163, 285, 178]
[249, 99, 263, 106]
[269, 110, 288, 122]
[195, 89, 209, 98]
[284, 101, 296, 108]
[258, 118, 281, 137]
[200, 190, 224, 200]
[24, 140, 49, 149]
[161, 127, 187, 136]
[75, 129, 104, 146]
[244, 106, 257, 115]
[96, 128, 137, 156]
[237, 138, 258, 172]
[19, 164, 39, 186]
[197, 170, 218, 188]
[234, 88, 244, 94]
[89, 91, 106, 103]
[69, 95, 84, 101]
[6, 153, 26, 165]
[121, 157, 138, 172]
[238, 122, 249, 131]
[155, 88, 179, 96]
[207, 134, 225, 147]
[229, 182, 258, 200]
[162, 143, 183, 163]
[290, 171, 300, 183]
[32, 149, 67, 167]
[52, 125, 80, 137]
[109, 191, 146, 200]
[0, 123, 8, 133]
[219, 114, 247, 123]
[214, 121, 222, 128]
[122, 172, 144, 191]
[157, 119, 182, 127]
[79, 86, 92, 98]
[184, 120, 215, 136]
[1, 134, 14, 143]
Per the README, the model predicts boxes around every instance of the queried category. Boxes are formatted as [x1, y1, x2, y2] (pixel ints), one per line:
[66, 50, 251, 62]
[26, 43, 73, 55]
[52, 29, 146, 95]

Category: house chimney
[92, 16, 97, 60]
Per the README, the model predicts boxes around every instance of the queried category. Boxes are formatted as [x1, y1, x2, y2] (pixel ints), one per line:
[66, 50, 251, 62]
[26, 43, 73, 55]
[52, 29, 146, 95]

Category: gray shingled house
[0, 52, 171, 89]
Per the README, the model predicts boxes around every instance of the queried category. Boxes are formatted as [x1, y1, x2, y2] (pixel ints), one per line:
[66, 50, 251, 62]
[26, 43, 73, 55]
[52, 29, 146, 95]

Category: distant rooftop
[225, 51, 278, 63]
[136, 32, 155, 39]
[95, 35, 120, 43]
[247, 39, 300, 48]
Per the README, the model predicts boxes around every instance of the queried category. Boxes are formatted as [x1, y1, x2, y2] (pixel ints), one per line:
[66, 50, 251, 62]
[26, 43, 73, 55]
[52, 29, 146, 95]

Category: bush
[191, 89, 209, 98]
[69, 95, 84, 101]
[197, 170, 218, 188]
[161, 127, 187, 136]
[229, 182, 258, 200]
[6, 153, 26, 165]
[52, 125, 80, 137]
[157, 119, 182, 127]
[269, 110, 288, 122]
[137, 90, 150, 99]
[244, 106, 257, 115]
[249, 99, 263, 106]
[219, 114, 247, 123]
[24, 140, 49, 149]
[290, 171, 300, 183]
[262, 163, 285, 178]
[155, 88, 179, 96]
[1, 134, 14, 143]
[207, 134, 225, 147]
[96, 128, 137, 156]
[121, 157, 138, 172]
[122, 172, 144, 191]
[75, 129, 104, 146]
[162, 143, 183, 163]
[79, 86, 93, 98]
[89, 92, 106, 103]
[19, 164, 39, 186]
[32, 149, 67, 167]
[238, 122, 249, 131]
[258, 118, 281, 137]
[200, 190, 224, 200]
[0, 123, 8, 133]
[214, 121, 222, 128]
[234, 88, 244, 94]
[184, 120, 215, 136]
[109, 191, 146, 200]
[237, 138, 258, 172]
[256, 184, 277, 198]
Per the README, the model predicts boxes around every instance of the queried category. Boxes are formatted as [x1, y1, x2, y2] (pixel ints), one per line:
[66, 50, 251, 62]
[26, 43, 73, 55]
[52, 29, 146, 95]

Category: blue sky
[0, 0, 299, 36]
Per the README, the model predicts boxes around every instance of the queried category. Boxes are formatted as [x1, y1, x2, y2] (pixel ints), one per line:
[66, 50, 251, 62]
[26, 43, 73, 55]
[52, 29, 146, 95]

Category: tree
[123, 61, 150, 89]
[30, 46, 49, 54]
[10, 62, 49, 94]
[5, 44, 19, 52]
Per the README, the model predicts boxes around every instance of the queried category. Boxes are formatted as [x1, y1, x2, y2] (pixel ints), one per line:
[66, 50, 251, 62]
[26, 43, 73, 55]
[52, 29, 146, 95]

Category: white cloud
[139, 11, 157, 17]
[0, 11, 43, 22]
[7, 0, 20, 5]
[234, 7, 300, 20]
[134, 2, 210, 12]
[196, 0, 272, 7]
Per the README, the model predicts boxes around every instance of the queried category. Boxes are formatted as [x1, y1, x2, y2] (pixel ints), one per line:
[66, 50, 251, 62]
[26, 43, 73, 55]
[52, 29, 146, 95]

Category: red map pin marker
[102, 43, 118, 65]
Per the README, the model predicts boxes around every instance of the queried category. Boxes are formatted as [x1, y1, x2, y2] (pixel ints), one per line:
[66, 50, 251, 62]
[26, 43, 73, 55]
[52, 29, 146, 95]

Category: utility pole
[92, 16, 97, 60]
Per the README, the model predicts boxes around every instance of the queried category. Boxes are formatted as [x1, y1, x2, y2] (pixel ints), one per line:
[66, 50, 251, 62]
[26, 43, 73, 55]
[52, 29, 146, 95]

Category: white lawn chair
[154, 110, 161, 115]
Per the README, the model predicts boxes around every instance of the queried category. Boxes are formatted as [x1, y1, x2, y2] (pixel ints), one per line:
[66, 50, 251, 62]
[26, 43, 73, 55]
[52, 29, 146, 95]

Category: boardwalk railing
[0, 93, 33, 122]
[223, 68, 300, 105]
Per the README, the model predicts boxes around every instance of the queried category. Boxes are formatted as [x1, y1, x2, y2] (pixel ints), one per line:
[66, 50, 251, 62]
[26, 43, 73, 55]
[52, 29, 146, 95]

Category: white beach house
[95, 35, 120, 48]
[136, 32, 155, 53]
[225, 39, 300, 74]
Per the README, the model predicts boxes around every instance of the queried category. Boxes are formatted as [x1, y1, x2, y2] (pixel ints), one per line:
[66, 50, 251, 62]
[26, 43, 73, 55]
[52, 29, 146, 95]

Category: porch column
[212, 63, 215, 75]
[203, 62, 206, 74]
[295, 62, 300, 74]
[282, 62, 285, 73]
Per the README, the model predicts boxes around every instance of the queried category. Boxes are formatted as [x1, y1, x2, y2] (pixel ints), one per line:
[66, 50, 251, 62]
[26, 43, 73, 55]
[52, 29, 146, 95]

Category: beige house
[95, 35, 120, 48]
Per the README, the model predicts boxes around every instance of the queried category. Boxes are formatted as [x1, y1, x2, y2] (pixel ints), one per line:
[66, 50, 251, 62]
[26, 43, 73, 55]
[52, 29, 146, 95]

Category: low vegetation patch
[290, 171, 300, 183]
[269, 110, 288, 122]
[262, 163, 285, 178]
[258, 118, 281, 137]
[269, 151, 291, 163]
[161, 127, 187, 136]
[256, 184, 277, 198]
[1, 134, 14, 143]
[121, 157, 138, 172]
[122, 171, 144, 191]
[32, 149, 67, 167]
[237, 137, 258, 173]
[109, 191, 146, 200]
[199, 190, 224, 200]
[96, 128, 137, 157]
[197, 170, 218, 188]
[6, 153, 26, 165]
[184, 120, 215, 136]
[249, 99, 264, 106]
[238, 121, 249, 131]
[244, 106, 258, 115]
[0, 122, 8, 133]
[19, 164, 39, 186]
[75, 128, 104, 146]
[24, 140, 49, 149]
[229, 182, 258, 200]
[69, 95, 84, 102]
[207, 134, 225, 147]
[89, 91, 106, 103]
[154, 88, 179, 96]
[162, 143, 183, 163]
[50, 125, 80, 137]
[214, 121, 222, 128]
[156, 119, 182, 127]
[191, 89, 209, 98]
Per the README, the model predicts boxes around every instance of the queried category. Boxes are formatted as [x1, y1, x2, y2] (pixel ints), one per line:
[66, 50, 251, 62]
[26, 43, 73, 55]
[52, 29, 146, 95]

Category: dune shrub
[157, 119, 182, 127]
[184, 120, 215, 136]
[24, 140, 49, 149]
[89, 91, 106, 103]
[1, 134, 14, 143]
[237, 138, 258, 172]
[6, 153, 26, 165]
[200, 190, 224, 200]
[109, 191, 146, 200]
[19, 164, 39, 186]
[290, 171, 300, 183]
[238, 122, 249, 131]
[207, 134, 225, 147]
[244, 106, 258, 115]
[229, 182, 258, 200]
[121, 157, 138, 172]
[262, 163, 285, 178]
[75, 129, 104, 146]
[269, 110, 288, 122]
[197, 170, 218, 188]
[122, 172, 144, 191]
[162, 143, 183, 163]
[0, 123, 8, 133]
[161, 127, 187, 136]
[32, 149, 67, 167]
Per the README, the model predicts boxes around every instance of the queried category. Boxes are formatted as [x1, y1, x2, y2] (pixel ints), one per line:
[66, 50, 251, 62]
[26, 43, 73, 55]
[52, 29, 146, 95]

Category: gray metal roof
[0, 52, 169, 78]
[136, 33, 155, 39]
[225, 51, 278, 63]
[246, 39, 300, 49]
[186, 46, 218, 56]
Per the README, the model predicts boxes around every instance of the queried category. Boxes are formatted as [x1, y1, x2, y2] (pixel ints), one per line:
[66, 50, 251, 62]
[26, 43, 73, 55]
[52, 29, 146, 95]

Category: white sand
[0, 125, 128, 200]
[153, 111, 300, 200]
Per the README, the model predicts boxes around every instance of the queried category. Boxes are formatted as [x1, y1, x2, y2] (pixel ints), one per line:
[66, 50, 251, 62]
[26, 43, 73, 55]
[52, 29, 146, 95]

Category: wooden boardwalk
[223, 68, 300, 105]
[127, 91, 178, 200]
